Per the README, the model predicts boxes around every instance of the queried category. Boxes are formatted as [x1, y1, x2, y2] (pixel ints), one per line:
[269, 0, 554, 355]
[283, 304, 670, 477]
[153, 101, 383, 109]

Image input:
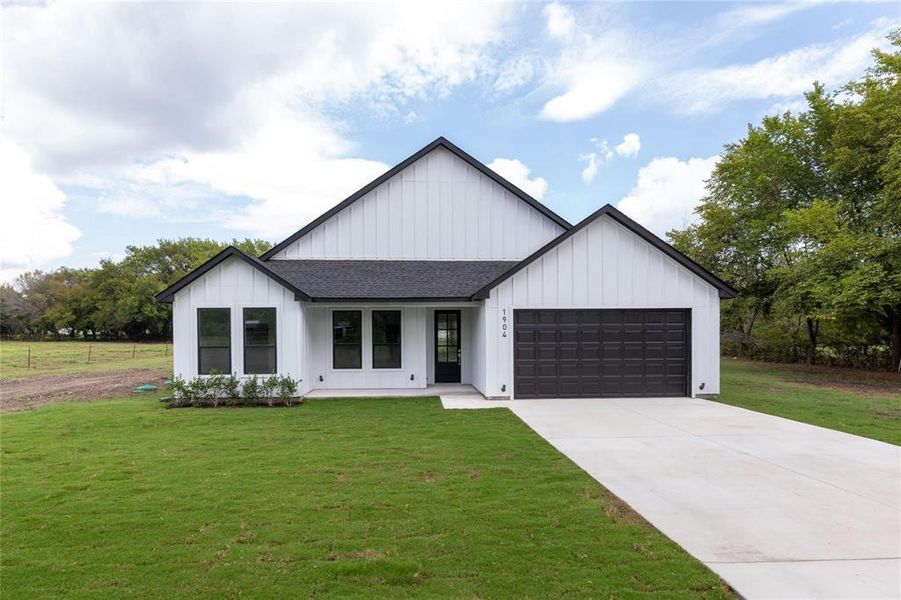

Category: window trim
[242, 306, 277, 375]
[371, 309, 402, 370]
[332, 309, 363, 370]
[197, 307, 231, 375]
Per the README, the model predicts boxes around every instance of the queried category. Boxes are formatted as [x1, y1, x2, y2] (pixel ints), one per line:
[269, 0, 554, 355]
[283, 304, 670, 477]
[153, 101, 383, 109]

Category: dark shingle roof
[265, 260, 518, 301]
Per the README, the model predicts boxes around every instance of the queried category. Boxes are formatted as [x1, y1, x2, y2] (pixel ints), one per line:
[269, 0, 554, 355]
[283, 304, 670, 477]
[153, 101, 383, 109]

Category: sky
[1, 1, 897, 282]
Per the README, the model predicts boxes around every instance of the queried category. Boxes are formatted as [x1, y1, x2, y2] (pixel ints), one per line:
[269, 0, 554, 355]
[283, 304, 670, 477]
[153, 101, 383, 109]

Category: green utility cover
[134, 384, 159, 393]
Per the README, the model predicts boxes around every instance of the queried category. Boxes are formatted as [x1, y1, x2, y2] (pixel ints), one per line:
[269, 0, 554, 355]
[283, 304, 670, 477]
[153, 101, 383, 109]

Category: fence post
[88, 344, 92, 363]
[27, 346, 31, 370]
[132, 345, 136, 359]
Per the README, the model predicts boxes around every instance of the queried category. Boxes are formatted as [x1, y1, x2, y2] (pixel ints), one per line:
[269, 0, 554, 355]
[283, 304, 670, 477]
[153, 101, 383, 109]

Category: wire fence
[3, 342, 171, 372]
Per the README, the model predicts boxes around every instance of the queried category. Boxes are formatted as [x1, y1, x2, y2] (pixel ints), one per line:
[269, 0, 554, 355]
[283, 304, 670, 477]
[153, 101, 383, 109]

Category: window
[243, 307, 276, 374]
[198, 308, 230, 374]
[372, 310, 401, 369]
[333, 311, 362, 369]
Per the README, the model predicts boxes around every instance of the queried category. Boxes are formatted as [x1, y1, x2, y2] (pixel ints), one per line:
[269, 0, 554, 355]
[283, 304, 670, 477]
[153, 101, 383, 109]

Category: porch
[304, 383, 483, 398]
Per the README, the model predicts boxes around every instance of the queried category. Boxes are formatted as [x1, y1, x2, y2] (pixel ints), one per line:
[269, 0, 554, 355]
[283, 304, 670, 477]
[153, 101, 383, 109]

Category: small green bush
[165, 373, 301, 408]
[276, 376, 299, 406]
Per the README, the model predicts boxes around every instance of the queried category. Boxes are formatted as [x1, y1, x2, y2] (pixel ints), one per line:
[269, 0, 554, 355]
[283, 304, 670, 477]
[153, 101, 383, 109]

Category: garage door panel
[580, 329, 601, 343]
[514, 309, 689, 399]
[559, 330, 579, 343]
[557, 346, 578, 360]
[538, 311, 556, 325]
[558, 311, 580, 325]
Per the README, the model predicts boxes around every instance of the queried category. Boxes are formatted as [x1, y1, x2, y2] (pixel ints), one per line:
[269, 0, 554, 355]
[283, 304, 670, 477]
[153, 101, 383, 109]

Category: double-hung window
[333, 311, 362, 369]
[372, 310, 401, 369]
[198, 308, 231, 374]
[243, 308, 276, 374]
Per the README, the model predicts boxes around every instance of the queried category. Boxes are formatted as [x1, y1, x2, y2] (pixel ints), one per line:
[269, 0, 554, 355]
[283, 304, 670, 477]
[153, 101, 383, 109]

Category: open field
[0, 396, 733, 598]
[0, 341, 171, 380]
[717, 359, 901, 445]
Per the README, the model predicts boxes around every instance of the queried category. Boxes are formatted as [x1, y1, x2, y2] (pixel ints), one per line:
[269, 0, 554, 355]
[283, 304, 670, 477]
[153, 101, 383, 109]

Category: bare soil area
[0, 369, 168, 412]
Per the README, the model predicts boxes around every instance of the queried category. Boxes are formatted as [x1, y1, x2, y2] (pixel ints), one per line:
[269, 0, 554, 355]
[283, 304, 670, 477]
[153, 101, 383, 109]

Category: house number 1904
[501, 308, 508, 338]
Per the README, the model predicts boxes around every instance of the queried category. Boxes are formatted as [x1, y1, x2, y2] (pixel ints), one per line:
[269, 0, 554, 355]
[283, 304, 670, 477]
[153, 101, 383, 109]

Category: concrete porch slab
[304, 383, 481, 399]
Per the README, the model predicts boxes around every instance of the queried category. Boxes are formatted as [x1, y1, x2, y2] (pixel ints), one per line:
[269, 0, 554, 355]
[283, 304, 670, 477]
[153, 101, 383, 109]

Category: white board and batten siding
[303, 305, 429, 391]
[481, 215, 722, 399]
[172, 257, 304, 383]
[269, 146, 565, 261]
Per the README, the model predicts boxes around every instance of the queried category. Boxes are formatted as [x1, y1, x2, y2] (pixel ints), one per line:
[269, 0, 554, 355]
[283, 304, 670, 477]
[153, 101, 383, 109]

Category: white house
[156, 137, 736, 399]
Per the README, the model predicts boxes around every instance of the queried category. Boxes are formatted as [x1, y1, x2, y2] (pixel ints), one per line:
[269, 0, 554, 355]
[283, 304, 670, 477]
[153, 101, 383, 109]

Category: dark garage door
[513, 309, 690, 399]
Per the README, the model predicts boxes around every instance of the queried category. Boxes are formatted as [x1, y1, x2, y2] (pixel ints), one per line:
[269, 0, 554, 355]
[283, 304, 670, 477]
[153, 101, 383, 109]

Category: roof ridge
[470, 204, 738, 300]
[258, 136, 572, 261]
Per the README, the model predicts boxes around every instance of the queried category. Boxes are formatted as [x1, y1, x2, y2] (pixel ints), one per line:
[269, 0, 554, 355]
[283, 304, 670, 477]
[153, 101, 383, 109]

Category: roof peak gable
[259, 136, 572, 261]
[471, 204, 738, 300]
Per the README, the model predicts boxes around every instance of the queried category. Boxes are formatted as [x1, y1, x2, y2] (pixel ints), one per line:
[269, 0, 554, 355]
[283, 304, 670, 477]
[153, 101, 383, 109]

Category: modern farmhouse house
[157, 137, 736, 399]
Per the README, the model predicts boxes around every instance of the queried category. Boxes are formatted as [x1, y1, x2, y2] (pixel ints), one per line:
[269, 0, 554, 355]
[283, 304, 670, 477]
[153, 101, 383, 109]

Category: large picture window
[333, 310, 362, 369]
[372, 310, 401, 369]
[198, 308, 231, 374]
[243, 307, 276, 374]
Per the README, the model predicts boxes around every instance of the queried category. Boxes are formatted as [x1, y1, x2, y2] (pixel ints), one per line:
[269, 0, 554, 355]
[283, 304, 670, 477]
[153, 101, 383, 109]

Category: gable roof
[155, 246, 312, 303]
[266, 260, 517, 302]
[258, 136, 572, 261]
[471, 204, 739, 300]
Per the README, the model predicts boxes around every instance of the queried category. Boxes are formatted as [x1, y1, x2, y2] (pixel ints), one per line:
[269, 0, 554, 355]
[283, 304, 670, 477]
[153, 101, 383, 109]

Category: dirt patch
[0, 369, 168, 412]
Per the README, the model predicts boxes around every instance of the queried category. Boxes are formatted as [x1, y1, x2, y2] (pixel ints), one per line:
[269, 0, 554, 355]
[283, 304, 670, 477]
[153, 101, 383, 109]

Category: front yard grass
[717, 359, 901, 445]
[1, 395, 732, 598]
[0, 341, 171, 379]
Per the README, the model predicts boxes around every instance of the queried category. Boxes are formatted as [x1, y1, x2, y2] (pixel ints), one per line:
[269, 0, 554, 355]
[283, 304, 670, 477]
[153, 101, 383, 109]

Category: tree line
[0, 239, 270, 341]
[670, 32, 900, 371]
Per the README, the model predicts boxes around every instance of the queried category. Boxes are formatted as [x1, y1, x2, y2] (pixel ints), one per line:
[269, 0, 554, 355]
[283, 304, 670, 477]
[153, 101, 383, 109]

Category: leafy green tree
[0, 237, 272, 341]
[671, 31, 901, 370]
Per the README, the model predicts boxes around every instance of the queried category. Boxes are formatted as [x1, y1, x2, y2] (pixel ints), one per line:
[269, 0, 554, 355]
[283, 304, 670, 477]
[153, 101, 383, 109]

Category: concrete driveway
[506, 397, 901, 600]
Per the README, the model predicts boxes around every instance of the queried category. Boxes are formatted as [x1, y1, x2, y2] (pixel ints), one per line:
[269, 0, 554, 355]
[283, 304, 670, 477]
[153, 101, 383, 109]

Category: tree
[670, 30, 901, 370]
[0, 237, 272, 341]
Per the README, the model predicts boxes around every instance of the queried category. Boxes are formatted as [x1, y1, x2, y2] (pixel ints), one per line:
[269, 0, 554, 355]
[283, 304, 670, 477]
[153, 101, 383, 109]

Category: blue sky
[1, 1, 897, 281]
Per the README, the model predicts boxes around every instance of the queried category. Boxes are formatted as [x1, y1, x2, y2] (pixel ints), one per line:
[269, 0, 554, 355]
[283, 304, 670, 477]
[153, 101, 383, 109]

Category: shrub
[170, 376, 188, 401]
[241, 375, 262, 404]
[276, 375, 299, 406]
[165, 373, 302, 408]
[261, 376, 279, 407]
[185, 377, 211, 407]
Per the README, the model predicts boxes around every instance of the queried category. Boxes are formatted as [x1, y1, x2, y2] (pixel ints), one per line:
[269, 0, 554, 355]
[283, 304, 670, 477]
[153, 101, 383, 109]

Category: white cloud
[79, 112, 390, 238]
[661, 24, 896, 114]
[766, 97, 810, 116]
[537, 5, 652, 123]
[2, 2, 512, 175]
[579, 133, 639, 184]
[0, 137, 81, 282]
[1, 1, 513, 240]
[615, 133, 641, 158]
[580, 153, 600, 184]
[540, 59, 643, 122]
[488, 158, 548, 199]
[617, 155, 720, 237]
[494, 56, 536, 93]
[544, 3, 575, 40]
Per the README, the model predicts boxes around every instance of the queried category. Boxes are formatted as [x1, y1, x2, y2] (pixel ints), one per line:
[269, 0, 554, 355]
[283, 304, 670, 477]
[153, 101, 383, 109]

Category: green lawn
[717, 359, 901, 445]
[0, 341, 171, 379]
[1, 396, 732, 598]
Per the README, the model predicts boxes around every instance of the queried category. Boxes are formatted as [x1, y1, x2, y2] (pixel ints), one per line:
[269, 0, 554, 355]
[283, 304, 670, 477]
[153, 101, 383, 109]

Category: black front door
[435, 310, 461, 383]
